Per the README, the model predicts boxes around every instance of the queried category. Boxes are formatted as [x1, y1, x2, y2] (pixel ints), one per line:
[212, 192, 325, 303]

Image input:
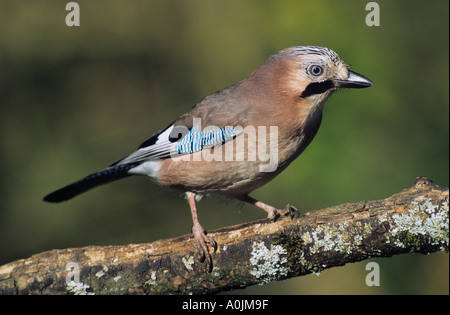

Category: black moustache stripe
[300, 80, 334, 98]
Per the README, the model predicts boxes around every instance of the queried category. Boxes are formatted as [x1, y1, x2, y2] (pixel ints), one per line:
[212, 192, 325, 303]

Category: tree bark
[0, 177, 448, 295]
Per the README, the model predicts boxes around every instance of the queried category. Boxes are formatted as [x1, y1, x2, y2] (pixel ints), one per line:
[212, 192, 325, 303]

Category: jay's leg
[186, 191, 217, 272]
[240, 195, 297, 220]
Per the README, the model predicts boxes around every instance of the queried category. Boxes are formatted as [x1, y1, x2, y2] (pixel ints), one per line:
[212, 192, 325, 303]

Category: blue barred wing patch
[176, 127, 236, 154]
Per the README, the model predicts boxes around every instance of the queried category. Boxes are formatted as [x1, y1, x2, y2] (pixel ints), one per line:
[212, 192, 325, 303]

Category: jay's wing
[111, 83, 250, 166]
[43, 84, 250, 203]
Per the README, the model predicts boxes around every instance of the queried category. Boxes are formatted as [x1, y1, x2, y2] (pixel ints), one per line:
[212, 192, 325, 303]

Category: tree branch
[0, 177, 448, 295]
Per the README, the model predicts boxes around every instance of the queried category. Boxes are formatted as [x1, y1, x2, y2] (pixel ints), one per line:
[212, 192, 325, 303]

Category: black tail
[43, 164, 138, 203]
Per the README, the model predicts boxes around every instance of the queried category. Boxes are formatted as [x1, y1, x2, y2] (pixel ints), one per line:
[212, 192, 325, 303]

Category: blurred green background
[0, 0, 448, 294]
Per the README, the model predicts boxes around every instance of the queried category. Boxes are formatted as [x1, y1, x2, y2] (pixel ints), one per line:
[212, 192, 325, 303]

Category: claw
[268, 205, 299, 222]
[285, 204, 298, 219]
[269, 208, 279, 220]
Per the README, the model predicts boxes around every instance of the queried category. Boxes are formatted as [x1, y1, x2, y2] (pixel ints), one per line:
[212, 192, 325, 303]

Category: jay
[44, 46, 372, 271]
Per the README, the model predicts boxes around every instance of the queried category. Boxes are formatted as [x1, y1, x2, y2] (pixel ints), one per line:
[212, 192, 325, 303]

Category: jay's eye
[308, 65, 324, 76]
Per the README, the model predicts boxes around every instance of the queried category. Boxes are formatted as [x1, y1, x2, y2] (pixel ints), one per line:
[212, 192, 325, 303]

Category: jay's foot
[241, 195, 298, 221]
[267, 204, 298, 220]
[192, 222, 217, 272]
[187, 191, 217, 272]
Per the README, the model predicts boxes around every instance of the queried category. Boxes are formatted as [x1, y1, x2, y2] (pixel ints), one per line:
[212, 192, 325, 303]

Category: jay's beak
[333, 70, 373, 89]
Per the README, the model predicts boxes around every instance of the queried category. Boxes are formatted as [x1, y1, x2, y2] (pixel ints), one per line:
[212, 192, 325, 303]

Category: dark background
[0, 0, 448, 294]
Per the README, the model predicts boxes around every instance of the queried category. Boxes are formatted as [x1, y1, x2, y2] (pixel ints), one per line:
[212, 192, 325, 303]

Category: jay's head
[250, 46, 372, 109]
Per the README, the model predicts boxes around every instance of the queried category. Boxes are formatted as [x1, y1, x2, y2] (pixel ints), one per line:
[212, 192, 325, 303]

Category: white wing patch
[114, 125, 177, 165]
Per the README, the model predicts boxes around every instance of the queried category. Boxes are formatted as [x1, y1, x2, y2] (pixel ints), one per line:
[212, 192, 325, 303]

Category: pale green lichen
[304, 220, 366, 255]
[212, 266, 221, 278]
[387, 197, 449, 252]
[95, 270, 105, 278]
[144, 271, 157, 286]
[249, 241, 290, 285]
[95, 265, 108, 278]
[354, 235, 363, 246]
[182, 256, 195, 271]
[67, 281, 95, 295]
